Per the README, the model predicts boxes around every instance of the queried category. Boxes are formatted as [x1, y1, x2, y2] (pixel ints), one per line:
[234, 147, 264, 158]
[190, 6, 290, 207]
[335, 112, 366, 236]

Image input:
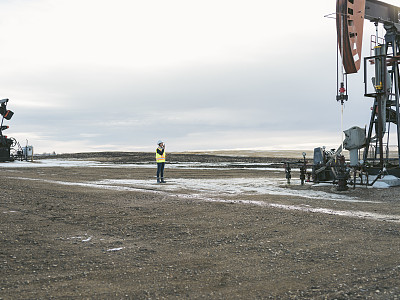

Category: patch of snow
[0, 159, 152, 168]
[173, 194, 400, 223]
[12, 177, 400, 223]
[7, 159, 400, 224]
[82, 236, 92, 242]
[0, 159, 279, 170]
[370, 175, 400, 188]
[106, 247, 124, 252]
[95, 178, 377, 203]
[15, 176, 380, 204]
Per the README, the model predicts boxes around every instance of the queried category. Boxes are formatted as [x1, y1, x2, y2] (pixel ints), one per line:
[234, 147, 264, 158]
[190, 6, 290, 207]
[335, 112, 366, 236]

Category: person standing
[156, 140, 166, 183]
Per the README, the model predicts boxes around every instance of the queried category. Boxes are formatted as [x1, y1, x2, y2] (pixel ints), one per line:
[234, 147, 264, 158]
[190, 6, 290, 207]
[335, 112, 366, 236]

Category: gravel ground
[1, 152, 400, 299]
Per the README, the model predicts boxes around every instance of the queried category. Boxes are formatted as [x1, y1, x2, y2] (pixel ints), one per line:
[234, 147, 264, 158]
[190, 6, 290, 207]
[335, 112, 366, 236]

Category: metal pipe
[340, 14, 345, 85]
[340, 14, 345, 150]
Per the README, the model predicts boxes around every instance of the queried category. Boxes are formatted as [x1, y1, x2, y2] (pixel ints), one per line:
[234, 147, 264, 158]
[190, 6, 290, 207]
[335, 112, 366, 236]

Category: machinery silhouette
[0, 98, 26, 162]
[288, 0, 400, 189]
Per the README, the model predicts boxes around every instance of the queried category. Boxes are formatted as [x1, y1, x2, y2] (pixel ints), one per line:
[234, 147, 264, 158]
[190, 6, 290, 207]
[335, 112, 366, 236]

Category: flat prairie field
[1, 152, 400, 299]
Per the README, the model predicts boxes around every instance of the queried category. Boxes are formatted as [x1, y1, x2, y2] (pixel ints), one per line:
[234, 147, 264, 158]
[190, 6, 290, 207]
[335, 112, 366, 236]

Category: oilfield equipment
[287, 0, 400, 189]
[0, 98, 29, 162]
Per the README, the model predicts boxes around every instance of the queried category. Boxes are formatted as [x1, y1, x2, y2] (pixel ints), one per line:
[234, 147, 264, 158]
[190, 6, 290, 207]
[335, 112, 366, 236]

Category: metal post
[394, 39, 400, 167]
[377, 94, 384, 169]
[363, 100, 377, 162]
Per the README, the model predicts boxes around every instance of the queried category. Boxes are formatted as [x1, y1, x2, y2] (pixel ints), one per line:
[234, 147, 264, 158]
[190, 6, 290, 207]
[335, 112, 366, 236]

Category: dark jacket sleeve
[157, 148, 164, 155]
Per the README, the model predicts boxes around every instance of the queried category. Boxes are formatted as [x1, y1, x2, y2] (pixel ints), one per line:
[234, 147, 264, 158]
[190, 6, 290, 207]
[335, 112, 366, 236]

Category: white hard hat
[157, 140, 163, 145]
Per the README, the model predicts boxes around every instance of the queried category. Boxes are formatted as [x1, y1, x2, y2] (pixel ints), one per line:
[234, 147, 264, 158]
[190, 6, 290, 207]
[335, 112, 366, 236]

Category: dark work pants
[157, 162, 165, 179]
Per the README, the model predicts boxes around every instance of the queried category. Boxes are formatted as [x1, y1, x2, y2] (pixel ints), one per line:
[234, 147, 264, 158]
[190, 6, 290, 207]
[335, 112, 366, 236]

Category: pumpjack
[337, 0, 400, 176]
[0, 98, 24, 162]
[0, 99, 14, 161]
[288, 0, 400, 188]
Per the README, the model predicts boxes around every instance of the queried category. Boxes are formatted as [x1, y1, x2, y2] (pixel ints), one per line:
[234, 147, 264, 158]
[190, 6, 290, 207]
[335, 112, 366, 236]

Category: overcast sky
[0, 0, 397, 153]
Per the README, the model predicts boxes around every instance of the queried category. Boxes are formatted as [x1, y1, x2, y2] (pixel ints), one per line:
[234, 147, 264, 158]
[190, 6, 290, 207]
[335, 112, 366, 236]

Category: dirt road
[1, 153, 400, 299]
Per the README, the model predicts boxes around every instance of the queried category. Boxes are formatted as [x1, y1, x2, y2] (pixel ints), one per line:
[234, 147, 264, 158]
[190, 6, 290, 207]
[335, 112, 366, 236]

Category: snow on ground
[95, 178, 378, 203]
[364, 175, 400, 188]
[15, 176, 400, 223]
[0, 159, 147, 168]
[5, 159, 400, 223]
[0, 159, 278, 171]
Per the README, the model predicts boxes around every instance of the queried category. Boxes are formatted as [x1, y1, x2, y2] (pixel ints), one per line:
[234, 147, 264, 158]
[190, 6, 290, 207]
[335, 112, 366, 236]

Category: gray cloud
[0, 0, 382, 153]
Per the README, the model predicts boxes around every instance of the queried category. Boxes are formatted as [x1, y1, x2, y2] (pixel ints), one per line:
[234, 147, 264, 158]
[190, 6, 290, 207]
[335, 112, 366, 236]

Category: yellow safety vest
[156, 147, 166, 162]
